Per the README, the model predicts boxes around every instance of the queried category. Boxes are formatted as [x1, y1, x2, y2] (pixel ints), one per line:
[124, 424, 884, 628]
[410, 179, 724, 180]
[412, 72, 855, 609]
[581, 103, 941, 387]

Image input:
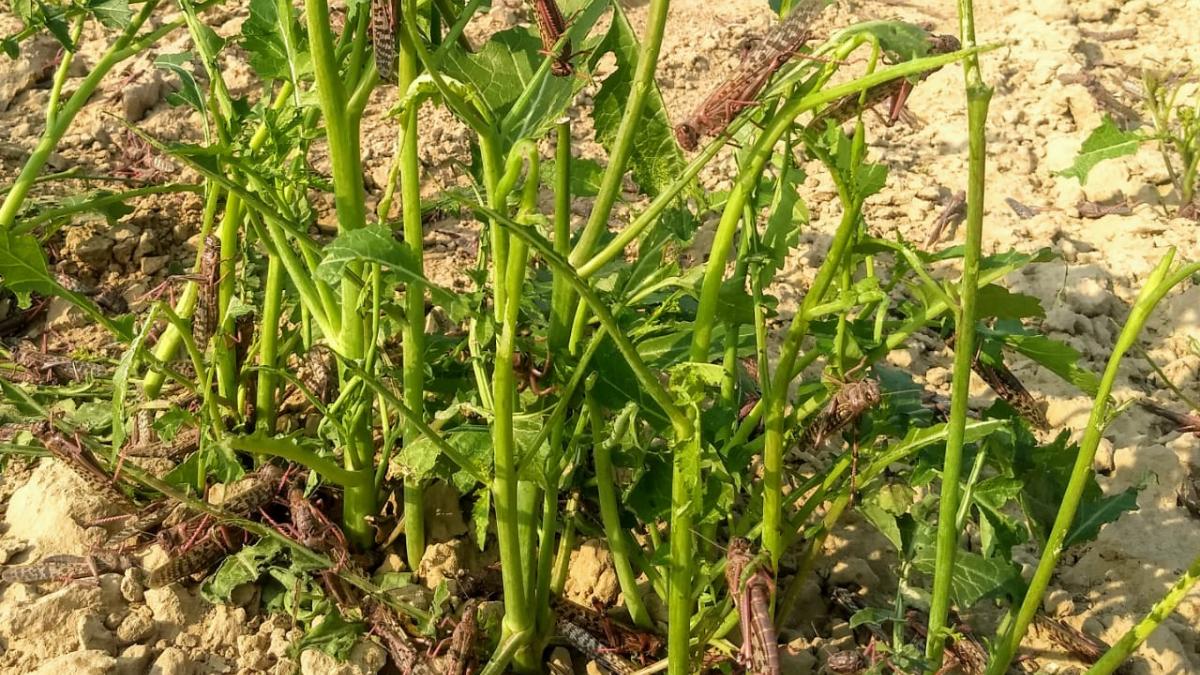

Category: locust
[809, 33, 961, 131]
[12, 344, 111, 384]
[1032, 614, 1111, 666]
[551, 597, 662, 665]
[371, 0, 401, 83]
[555, 616, 637, 675]
[528, 0, 575, 77]
[2, 552, 137, 584]
[726, 537, 779, 675]
[123, 426, 201, 459]
[193, 235, 221, 351]
[146, 463, 284, 587]
[443, 599, 479, 675]
[32, 424, 135, 511]
[674, 0, 827, 151]
[943, 334, 1049, 430]
[798, 378, 881, 451]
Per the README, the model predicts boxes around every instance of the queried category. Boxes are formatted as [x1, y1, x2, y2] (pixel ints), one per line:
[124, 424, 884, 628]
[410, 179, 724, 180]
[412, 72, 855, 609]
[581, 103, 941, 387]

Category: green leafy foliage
[240, 0, 310, 81]
[88, 0, 131, 28]
[1057, 116, 1143, 184]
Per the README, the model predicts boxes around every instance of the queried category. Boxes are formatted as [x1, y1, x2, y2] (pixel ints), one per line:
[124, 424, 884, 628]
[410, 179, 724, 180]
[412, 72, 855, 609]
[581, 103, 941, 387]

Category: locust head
[674, 123, 699, 151]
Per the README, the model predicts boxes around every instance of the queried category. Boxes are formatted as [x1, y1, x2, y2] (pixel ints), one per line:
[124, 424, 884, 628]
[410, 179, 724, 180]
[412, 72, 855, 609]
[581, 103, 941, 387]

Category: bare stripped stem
[923, 1, 991, 669]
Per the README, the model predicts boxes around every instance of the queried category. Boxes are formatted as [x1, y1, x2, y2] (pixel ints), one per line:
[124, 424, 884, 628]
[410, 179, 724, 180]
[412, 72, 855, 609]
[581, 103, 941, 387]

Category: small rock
[140, 254, 171, 275]
[121, 569, 145, 603]
[116, 605, 156, 644]
[77, 612, 119, 654]
[564, 539, 620, 607]
[0, 537, 28, 564]
[1031, 0, 1074, 20]
[1043, 588, 1074, 617]
[417, 540, 470, 590]
[152, 646, 194, 675]
[144, 585, 198, 635]
[780, 638, 817, 674]
[547, 646, 573, 675]
[828, 558, 879, 589]
[925, 366, 951, 388]
[300, 639, 386, 675]
[46, 296, 88, 331]
[30, 649, 117, 675]
[115, 644, 153, 675]
[1081, 160, 1130, 203]
[376, 553, 406, 575]
[1094, 438, 1115, 475]
[73, 234, 115, 269]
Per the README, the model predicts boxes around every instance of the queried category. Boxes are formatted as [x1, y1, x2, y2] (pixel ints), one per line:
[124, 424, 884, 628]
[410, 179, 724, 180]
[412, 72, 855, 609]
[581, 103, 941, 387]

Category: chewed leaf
[976, 284, 1046, 320]
[1056, 116, 1143, 184]
[589, 2, 687, 197]
[201, 538, 285, 603]
[912, 527, 1023, 605]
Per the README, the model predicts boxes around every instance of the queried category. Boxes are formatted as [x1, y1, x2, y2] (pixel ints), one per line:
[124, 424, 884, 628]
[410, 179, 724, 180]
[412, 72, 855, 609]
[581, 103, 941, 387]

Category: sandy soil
[1, 0, 1198, 672]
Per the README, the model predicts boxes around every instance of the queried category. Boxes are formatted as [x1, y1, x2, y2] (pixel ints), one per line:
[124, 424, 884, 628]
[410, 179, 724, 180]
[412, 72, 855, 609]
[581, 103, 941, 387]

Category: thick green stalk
[925, 3, 992, 668]
[397, 24, 428, 573]
[587, 394, 652, 629]
[305, 0, 374, 547]
[0, 0, 174, 229]
[761, 202, 860, 564]
[986, 253, 1200, 674]
[568, 0, 671, 266]
[493, 234, 534, 671]
[255, 254, 285, 432]
[143, 83, 295, 397]
[1086, 551, 1200, 675]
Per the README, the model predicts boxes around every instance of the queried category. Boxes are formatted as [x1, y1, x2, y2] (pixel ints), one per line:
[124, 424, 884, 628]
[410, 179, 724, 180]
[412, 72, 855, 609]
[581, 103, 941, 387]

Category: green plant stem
[304, 0, 374, 547]
[0, 0, 177, 230]
[925, 4, 992, 669]
[985, 253, 1200, 674]
[587, 393, 652, 629]
[1086, 550, 1200, 675]
[255, 254, 285, 432]
[760, 201, 860, 565]
[397, 22, 428, 574]
[492, 231, 535, 671]
[568, 0, 671, 266]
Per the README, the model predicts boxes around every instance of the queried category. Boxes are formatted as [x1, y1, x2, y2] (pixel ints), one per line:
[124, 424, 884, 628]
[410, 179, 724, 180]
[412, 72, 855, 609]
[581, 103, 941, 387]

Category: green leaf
[88, 0, 131, 28]
[155, 53, 206, 113]
[975, 285, 1045, 320]
[758, 165, 807, 281]
[201, 538, 285, 603]
[471, 488, 490, 551]
[315, 224, 465, 316]
[0, 233, 133, 340]
[912, 527, 1023, 606]
[849, 607, 895, 629]
[986, 323, 1100, 396]
[296, 610, 364, 659]
[589, 2, 687, 197]
[240, 0, 309, 81]
[37, 1, 73, 51]
[1063, 485, 1139, 547]
[1056, 117, 1143, 184]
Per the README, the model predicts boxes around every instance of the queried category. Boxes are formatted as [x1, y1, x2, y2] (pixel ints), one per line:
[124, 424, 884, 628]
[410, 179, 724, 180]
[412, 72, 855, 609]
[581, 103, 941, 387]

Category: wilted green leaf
[1057, 117, 1143, 184]
[201, 538, 285, 603]
[296, 610, 363, 659]
[471, 488, 490, 551]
